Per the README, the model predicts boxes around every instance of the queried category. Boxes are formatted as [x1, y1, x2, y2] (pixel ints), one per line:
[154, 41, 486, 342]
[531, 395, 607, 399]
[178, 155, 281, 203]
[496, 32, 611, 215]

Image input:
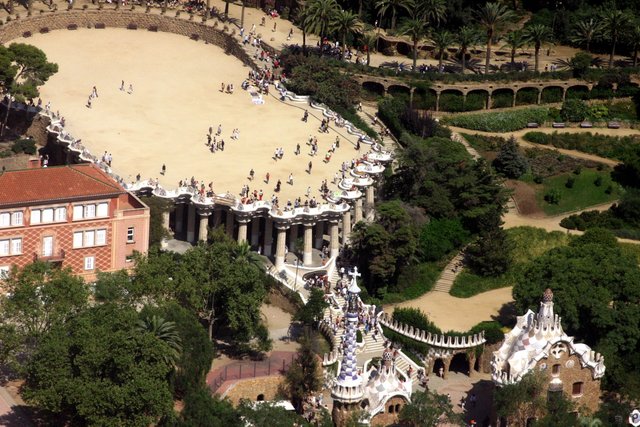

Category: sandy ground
[388, 287, 514, 332]
[25, 29, 365, 203]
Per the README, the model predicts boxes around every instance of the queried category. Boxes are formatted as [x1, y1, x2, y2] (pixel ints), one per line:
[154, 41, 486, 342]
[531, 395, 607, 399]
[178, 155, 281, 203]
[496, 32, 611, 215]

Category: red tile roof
[0, 164, 125, 207]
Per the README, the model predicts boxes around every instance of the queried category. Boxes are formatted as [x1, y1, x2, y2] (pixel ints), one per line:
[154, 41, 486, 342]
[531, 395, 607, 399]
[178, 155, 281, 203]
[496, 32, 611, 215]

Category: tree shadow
[491, 301, 517, 328]
[463, 379, 494, 427]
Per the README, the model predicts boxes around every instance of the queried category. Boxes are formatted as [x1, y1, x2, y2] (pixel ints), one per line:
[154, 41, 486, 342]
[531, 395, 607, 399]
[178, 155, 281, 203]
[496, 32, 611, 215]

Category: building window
[0, 266, 9, 279]
[127, 227, 134, 243]
[73, 229, 107, 248]
[42, 208, 54, 223]
[11, 212, 23, 226]
[73, 203, 109, 221]
[84, 256, 95, 271]
[0, 238, 22, 256]
[54, 207, 67, 222]
[552, 364, 560, 375]
[0, 211, 24, 227]
[31, 209, 41, 224]
[572, 382, 583, 396]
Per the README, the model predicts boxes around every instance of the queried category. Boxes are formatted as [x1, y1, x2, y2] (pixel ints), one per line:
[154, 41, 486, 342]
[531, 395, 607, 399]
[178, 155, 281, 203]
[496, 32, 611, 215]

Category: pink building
[0, 164, 150, 281]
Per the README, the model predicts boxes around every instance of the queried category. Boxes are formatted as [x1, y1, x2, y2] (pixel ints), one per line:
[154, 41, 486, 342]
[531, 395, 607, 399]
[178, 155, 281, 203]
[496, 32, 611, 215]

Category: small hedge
[11, 138, 37, 155]
[441, 107, 550, 132]
[392, 307, 441, 334]
[522, 131, 640, 160]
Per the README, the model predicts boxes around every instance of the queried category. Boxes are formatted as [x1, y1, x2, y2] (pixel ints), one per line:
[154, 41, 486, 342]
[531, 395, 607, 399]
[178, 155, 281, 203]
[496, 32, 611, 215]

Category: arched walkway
[439, 89, 465, 112]
[432, 358, 445, 376]
[388, 84, 411, 97]
[362, 81, 385, 99]
[466, 89, 489, 111]
[540, 85, 564, 104]
[449, 352, 470, 375]
[515, 87, 539, 106]
[491, 88, 514, 109]
[566, 85, 590, 100]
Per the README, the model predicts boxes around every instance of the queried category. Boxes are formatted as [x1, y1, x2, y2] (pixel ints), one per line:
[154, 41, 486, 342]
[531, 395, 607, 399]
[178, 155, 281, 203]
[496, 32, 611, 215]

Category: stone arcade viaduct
[352, 74, 626, 111]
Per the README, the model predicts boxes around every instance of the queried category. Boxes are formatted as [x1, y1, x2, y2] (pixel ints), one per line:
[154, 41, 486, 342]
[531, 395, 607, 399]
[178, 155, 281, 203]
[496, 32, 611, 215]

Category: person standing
[308, 161, 312, 174]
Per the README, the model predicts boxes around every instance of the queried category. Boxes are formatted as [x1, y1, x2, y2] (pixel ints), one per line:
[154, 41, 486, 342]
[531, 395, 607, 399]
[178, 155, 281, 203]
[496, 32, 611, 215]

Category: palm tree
[475, 2, 515, 74]
[524, 24, 553, 72]
[601, 8, 632, 68]
[332, 9, 364, 51]
[137, 315, 182, 366]
[569, 18, 603, 53]
[398, 14, 430, 70]
[502, 30, 527, 66]
[233, 241, 265, 270]
[457, 26, 480, 73]
[416, 0, 447, 27]
[305, 0, 340, 43]
[361, 32, 378, 65]
[431, 30, 455, 71]
[375, 0, 413, 31]
[627, 23, 640, 67]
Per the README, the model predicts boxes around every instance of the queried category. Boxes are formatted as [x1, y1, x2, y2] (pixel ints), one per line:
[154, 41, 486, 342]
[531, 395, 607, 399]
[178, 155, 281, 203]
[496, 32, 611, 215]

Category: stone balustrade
[379, 312, 485, 349]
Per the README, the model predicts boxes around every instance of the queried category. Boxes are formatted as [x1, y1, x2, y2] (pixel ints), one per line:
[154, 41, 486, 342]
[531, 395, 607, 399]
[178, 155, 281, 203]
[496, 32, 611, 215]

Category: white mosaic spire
[332, 267, 364, 403]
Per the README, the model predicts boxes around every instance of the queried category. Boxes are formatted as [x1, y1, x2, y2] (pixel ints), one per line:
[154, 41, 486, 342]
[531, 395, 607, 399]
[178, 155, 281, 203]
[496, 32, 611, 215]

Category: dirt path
[386, 287, 514, 332]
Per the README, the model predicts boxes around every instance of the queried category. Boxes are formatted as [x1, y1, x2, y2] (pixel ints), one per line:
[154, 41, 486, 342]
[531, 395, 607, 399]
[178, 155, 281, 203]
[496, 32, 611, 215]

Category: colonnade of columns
[163, 187, 377, 271]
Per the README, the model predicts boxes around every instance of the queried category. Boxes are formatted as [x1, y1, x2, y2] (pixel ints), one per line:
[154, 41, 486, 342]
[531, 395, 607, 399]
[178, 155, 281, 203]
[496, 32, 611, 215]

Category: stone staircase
[432, 252, 464, 293]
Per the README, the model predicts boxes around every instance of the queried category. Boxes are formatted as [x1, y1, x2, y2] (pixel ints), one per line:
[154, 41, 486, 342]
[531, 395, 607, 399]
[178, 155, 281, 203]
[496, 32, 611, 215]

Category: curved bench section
[379, 312, 486, 350]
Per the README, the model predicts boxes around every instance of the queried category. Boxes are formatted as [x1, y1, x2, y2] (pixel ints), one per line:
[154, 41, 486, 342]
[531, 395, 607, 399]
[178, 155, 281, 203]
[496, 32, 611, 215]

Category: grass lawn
[450, 227, 570, 298]
[537, 168, 622, 216]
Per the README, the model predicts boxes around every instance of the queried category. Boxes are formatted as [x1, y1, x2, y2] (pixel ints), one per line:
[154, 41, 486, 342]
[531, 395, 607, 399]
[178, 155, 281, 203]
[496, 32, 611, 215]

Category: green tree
[22, 304, 174, 426]
[295, 288, 329, 326]
[137, 314, 182, 366]
[1, 43, 58, 136]
[237, 399, 309, 425]
[494, 370, 547, 425]
[179, 387, 239, 427]
[284, 335, 322, 412]
[561, 98, 589, 122]
[600, 7, 632, 68]
[457, 26, 480, 73]
[139, 196, 171, 247]
[475, 2, 515, 74]
[465, 227, 512, 277]
[431, 30, 455, 71]
[416, 0, 447, 27]
[0, 262, 88, 360]
[398, 390, 461, 426]
[613, 145, 640, 188]
[398, 13, 431, 71]
[524, 24, 553, 72]
[332, 9, 363, 51]
[492, 136, 529, 179]
[569, 18, 603, 53]
[305, 0, 340, 42]
[626, 23, 640, 67]
[375, 0, 413, 30]
[502, 30, 527, 66]
[418, 218, 470, 262]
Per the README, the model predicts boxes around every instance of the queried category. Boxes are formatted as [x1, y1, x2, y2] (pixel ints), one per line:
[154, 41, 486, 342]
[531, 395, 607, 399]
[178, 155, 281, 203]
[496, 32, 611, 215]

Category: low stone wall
[222, 375, 284, 406]
[0, 10, 253, 67]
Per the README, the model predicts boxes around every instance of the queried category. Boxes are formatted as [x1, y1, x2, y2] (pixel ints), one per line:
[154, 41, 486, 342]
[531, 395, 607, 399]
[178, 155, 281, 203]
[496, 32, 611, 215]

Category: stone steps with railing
[432, 252, 465, 293]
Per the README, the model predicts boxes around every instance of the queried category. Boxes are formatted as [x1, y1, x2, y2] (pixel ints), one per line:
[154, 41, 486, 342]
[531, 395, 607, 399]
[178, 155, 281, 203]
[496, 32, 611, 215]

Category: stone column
[562, 87, 567, 102]
[186, 203, 196, 243]
[365, 186, 375, 217]
[486, 92, 492, 109]
[354, 198, 363, 224]
[213, 209, 222, 227]
[435, 91, 441, 112]
[263, 218, 273, 256]
[175, 204, 184, 236]
[225, 210, 234, 237]
[330, 220, 340, 258]
[314, 221, 324, 249]
[289, 224, 298, 253]
[342, 209, 351, 245]
[162, 210, 170, 233]
[537, 88, 543, 104]
[250, 217, 260, 247]
[303, 223, 313, 266]
[512, 90, 517, 107]
[275, 225, 288, 270]
[237, 219, 248, 244]
[197, 210, 211, 242]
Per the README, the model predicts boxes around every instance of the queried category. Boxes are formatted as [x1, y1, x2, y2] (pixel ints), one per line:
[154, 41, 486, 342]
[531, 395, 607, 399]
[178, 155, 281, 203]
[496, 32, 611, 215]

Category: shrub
[561, 98, 588, 122]
[392, 307, 441, 334]
[515, 88, 538, 106]
[573, 166, 582, 175]
[565, 177, 575, 188]
[469, 321, 504, 344]
[418, 218, 470, 262]
[492, 136, 529, 179]
[11, 138, 37, 154]
[533, 175, 544, 184]
[541, 87, 563, 104]
[544, 189, 561, 204]
[491, 91, 513, 108]
[439, 92, 465, 112]
[522, 131, 640, 160]
[441, 107, 549, 132]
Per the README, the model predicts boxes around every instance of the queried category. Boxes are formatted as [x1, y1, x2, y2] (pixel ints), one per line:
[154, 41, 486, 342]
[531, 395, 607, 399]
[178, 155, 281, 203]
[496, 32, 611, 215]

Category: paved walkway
[0, 385, 32, 427]
[433, 253, 464, 293]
